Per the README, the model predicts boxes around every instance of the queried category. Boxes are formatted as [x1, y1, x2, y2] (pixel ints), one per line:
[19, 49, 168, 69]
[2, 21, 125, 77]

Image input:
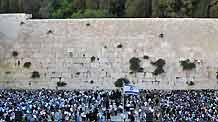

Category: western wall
[1, 14, 218, 89]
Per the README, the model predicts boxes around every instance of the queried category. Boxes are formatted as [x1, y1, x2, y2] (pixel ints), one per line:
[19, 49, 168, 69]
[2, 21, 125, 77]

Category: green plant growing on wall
[180, 59, 196, 70]
[151, 58, 166, 67]
[23, 62, 31, 68]
[57, 81, 67, 87]
[186, 81, 195, 86]
[117, 44, 123, 48]
[151, 58, 166, 81]
[31, 71, 40, 79]
[143, 55, 149, 59]
[91, 56, 96, 62]
[129, 57, 144, 74]
[12, 51, 18, 57]
[114, 78, 130, 87]
[153, 67, 165, 76]
[180, 59, 196, 83]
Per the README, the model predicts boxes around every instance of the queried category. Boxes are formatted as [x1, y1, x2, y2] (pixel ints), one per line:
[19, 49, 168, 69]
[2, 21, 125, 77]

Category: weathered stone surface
[1, 14, 218, 89]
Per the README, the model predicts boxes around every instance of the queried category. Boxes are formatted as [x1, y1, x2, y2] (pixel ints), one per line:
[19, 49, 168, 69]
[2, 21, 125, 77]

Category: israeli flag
[123, 85, 139, 95]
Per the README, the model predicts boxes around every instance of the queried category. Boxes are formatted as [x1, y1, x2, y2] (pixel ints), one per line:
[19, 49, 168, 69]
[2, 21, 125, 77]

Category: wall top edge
[1, 13, 218, 21]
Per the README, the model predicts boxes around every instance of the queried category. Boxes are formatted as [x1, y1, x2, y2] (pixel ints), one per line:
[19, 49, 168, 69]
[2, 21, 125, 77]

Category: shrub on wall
[57, 81, 67, 87]
[12, 51, 18, 57]
[129, 57, 144, 72]
[23, 62, 31, 68]
[153, 67, 165, 76]
[117, 44, 123, 48]
[151, 58, 166, 76]
[31, 71, 40, 79]
[186, 81, 194, 86]
[91, 56, 96, 62]
[180, 59, 196, 70]
[180, 59, 196, 83]
[151, 58, 166, 67]
[114, 78, 130, 87]
[143, 55, 149, 59]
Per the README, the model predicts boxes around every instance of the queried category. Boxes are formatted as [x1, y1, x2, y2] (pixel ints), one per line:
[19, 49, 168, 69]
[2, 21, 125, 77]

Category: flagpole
[122, 82, 125, 122]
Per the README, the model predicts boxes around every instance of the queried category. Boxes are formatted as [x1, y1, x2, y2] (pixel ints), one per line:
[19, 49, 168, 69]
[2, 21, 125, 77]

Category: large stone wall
[1, 14, 218, 89]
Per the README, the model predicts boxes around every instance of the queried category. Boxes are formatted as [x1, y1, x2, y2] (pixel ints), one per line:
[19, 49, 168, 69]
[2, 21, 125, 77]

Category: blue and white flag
[123, 85, 139, 95]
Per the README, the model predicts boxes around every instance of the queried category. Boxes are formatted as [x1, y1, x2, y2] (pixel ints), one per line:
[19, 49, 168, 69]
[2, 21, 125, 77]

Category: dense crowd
[160, 90, 218, 122]
[0, 89, 159, 122]
[1, 89, 218, 122]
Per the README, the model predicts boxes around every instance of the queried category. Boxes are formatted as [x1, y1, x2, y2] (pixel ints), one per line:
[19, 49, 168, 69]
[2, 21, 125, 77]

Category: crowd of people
[0, 89, 218, 122]
[160, 90, 218, 122]
[0, 89, 159, 122]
